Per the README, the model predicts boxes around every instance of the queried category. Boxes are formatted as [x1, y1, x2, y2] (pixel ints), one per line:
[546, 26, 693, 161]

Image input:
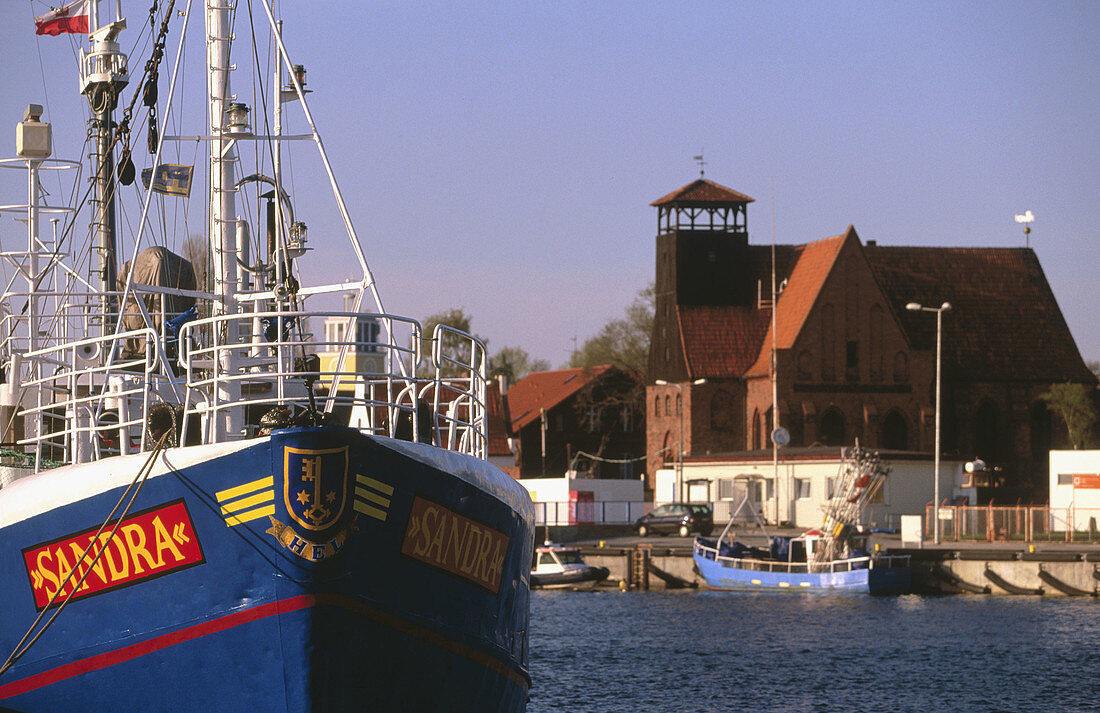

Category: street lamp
[654, 378, 707, 503]
[906, 301, 952, 544]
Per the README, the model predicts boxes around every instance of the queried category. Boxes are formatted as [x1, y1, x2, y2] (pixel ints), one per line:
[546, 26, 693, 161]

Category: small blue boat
[693, 445, 911, 594]
[693, 531, 911, 594]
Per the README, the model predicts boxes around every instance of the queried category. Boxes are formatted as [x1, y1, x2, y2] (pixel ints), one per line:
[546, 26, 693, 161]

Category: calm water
[528, 590, 1098, 712]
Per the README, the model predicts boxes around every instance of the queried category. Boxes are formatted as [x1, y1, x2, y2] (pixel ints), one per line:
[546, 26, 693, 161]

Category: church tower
[648, 178, 754, 381]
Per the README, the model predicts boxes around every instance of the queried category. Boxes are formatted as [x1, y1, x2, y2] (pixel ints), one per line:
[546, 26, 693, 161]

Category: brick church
[645, 177, 1096, 500]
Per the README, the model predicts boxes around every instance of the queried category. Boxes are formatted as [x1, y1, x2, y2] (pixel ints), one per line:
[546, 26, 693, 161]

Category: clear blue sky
[4, 1, 1098, 368]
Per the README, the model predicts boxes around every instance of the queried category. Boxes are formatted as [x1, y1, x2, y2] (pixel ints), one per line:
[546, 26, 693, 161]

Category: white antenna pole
[771, 177, 781, 525]
[1014, 210, 1034, 248]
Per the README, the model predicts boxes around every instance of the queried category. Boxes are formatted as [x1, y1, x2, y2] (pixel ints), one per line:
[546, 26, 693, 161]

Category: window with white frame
[620, 405, 633, 432]
[586, 407, 600, 433]
[718, 478, 735, 500]
[795, 478, 812, 499]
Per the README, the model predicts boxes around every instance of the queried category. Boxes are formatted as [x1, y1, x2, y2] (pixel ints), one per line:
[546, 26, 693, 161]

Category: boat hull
[530, 566, 610, 590]
[0, 426, 534, 712]
[693, 550, 910, 595]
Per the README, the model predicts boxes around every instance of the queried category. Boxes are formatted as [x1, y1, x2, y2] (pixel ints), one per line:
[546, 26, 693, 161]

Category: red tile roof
[679, 306, 771, 379]
[485, 379, 512, 457]
[506, 365, 614, 431]
[650, 178, 755, 207]
[670, 226, 1093, 386]
[743, 230, 851, 377]
[864, 245, 1096, 383]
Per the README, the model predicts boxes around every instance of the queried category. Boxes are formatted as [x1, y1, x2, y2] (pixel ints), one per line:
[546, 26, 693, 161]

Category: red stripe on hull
[0, 595, 313, 699]
[0, 593, 527, 699]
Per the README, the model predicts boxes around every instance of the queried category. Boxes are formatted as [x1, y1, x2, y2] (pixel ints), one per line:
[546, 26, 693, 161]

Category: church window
[893, 352, 908, 382]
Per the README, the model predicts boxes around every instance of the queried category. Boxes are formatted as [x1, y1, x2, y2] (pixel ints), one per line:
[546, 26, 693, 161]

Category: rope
[573, 450, 650, 465]
[0, 431, 169, 679]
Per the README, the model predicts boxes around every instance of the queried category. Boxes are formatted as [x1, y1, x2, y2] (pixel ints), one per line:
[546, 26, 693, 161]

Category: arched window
[819, 408, 846, 447]
[869, 304, 885, 382]
[974, 400, 1000, 461]
[1030, 401, 1051, 461]
[654, 394, 660, 417]
[893, 352, 908, 383]
[751, 408, 761, 450]
[881, 409, 908, 450]
[675, 393, 682, 417]
[664, 395, 671, 417]
[821, 304, 836, 380]
[1030, 401, 1052, 484]
[797, 350, 813, 380]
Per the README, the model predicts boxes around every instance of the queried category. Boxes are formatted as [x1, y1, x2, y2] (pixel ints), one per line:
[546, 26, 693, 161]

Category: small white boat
[531, 543, 609, 589]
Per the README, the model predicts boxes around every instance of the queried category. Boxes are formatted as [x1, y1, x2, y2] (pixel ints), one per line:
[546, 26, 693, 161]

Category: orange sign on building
[1072, 474, 1100, 489]
[400, 496, 509, 594]
[22, 499, 205, 610]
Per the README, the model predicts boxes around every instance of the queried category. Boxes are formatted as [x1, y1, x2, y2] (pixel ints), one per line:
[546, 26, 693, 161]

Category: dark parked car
[634, 503, 713, 537]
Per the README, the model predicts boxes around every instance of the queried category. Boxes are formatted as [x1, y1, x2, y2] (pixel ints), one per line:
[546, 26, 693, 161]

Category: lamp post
[655, 378, 707, 502]
[906, 301, 952, 544]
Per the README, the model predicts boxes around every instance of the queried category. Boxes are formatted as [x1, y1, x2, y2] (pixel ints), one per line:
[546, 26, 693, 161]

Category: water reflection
[529, 590, 1098, 713]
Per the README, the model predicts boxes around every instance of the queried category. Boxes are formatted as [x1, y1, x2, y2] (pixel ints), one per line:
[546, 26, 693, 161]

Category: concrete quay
[553, 527, 1100, 596]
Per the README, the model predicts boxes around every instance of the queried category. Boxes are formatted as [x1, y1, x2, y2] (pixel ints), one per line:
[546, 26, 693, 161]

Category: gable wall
[749, 237, 927, 451]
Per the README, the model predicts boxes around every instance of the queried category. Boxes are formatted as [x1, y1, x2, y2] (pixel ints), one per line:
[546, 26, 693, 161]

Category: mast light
[225, 102, 252, 136]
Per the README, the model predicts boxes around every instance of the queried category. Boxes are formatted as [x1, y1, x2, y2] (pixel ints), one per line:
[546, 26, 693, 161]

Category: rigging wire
[0, 432, 170, 678]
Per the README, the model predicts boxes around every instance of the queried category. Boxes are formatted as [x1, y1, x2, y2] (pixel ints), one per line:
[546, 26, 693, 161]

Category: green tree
[182, 234, 209, 294]
[567, 284, 653, 374]
[419, 308, 486, 377]
[489, 346, 549, 383]
[1040, 382, 1097, 450]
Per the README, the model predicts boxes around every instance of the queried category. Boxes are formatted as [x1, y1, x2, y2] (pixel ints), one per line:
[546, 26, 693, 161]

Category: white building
[517, 476, 646, 526]
[655, 448, 965, 530]
[1049, 450, 1100, 531]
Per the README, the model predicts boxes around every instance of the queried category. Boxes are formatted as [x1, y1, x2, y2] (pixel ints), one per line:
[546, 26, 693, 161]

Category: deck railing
[924, 504, 1100, 543]
[5, 308, 490, 469]
[693, 539, 910, 573]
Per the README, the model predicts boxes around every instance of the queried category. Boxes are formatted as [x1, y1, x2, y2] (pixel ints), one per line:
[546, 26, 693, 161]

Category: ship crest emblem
[283, 445, 350, 532]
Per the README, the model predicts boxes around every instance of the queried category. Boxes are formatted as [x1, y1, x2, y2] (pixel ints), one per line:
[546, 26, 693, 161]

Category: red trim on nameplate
[0, 593, 529, 698]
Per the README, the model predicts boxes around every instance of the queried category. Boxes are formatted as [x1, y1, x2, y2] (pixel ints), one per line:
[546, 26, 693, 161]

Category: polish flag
[34, 0, 90, 36]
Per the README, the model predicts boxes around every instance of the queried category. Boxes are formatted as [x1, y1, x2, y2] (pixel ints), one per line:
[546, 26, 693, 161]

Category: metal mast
[80, 3, 129, 321]
[207, 0, 244, 439]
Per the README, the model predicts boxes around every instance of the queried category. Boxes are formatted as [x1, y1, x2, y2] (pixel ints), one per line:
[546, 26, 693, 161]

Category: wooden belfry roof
[650, 178, 754, 207]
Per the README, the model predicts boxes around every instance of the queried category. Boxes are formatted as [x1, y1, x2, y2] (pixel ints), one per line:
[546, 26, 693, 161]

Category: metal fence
[532, 500, 650, 526]
[924, 504, 1100, 543]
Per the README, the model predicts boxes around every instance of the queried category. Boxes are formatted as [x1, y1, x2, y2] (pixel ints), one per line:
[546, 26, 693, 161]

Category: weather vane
[693, 150, 706, 178]
[1014, 210, 1034, 248]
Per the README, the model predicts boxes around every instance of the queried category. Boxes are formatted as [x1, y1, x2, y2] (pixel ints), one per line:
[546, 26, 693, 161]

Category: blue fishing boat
[693, 446, 910, 594]
[0, 2, 533, 711]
